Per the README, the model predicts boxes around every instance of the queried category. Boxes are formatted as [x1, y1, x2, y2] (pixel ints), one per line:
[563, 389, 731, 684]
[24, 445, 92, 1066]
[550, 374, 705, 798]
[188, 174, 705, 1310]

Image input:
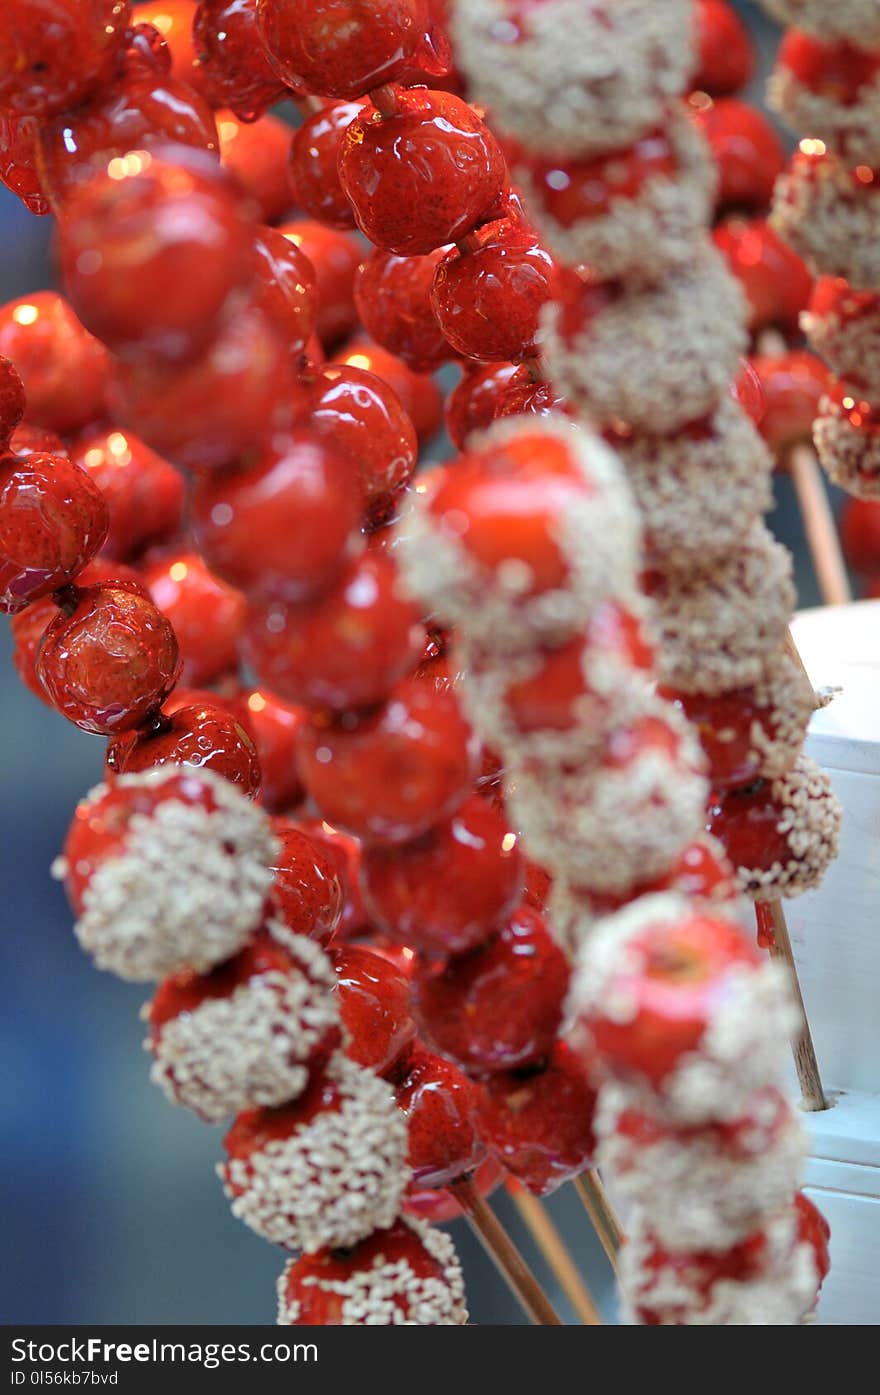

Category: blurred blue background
[0, 0, 832, 1326]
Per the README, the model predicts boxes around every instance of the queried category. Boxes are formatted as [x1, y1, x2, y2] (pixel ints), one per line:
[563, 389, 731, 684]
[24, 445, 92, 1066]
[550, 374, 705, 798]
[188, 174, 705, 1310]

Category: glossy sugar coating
[0, 452, 109, 613]
[0, 0, 131, 118]
[106, 703, 261, 795]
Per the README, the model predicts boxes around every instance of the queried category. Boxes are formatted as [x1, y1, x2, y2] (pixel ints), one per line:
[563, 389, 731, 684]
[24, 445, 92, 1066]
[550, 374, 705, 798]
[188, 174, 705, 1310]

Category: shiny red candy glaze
[508, 128, 678, 222]
[70, 428, 184, 563]
[251, 225, 317, 357]
[289, 101, 365, 229]
[585, 836, 737, 918]
[0, 294, 110, 436]
[279, 1220, 450, 1324]
[134, 2, 201, 88]
[10, 424, 68, 460]
[270, 818, 345, 946]
[0, 358, 26, 445]
[841, 498, 880, 574]
[732, 357, 766, 427]
[257, 0, 432, 100]
[244, 551, 421, 714]
[354, 248, 451, 374]
[412, 903, 570, 1073]
[223, 1066, 345, 1166]
[428, 431, 593, 595]
[0, 452, 109, 614]
[296, 818, 368, 938]
[217, 111, 294, 223]
[690, 95, 785, 212]
[297, 672, 478, 847]
[707, 778, 806, 886]
[106, 702, 261, 793]
[191, 427, 361, 601]
[113, 303, 298, 473]
[523, 859, 551, 912]
[662, 684, 783, 790]
[397, 1044, 484, 1187]
[331, 944, 415, 1078]
[692, 0, 755, 96]
[143, 551, 244, 687]
[748, 351, 830, 455]
[10, 559, 142, 701]
[333, 339, 443, 442]
[58, 147, 254, 363]
[795, 1191, 831, 1286]
[279, 221, 362, 349]
[149, 924, 315, 1029]
[194, 0, 288, 119]
[339, 89, 507, 256]
[35, 34, 219, 209]
[302, 363, 417, 525]
[405, 1154, 502, 1222]
[230, 688, 307, 813]
[779, 30, 880, 101]
[0, 0, 131, 118]
[0, 114, 51, 216]
[552, 264, 624, 339]
[431, 218, 557, 364]
[713, 217, 812, 335]
[360, 794, 524, 957]
[583, 914, 761, 1087]
[476, 1041, 597, 1195]
[37, 582, 180, 735]
[446, 362, 547, 449]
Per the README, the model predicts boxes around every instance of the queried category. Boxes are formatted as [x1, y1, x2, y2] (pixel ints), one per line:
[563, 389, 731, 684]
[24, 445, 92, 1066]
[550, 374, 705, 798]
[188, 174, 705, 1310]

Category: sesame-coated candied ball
[146, 921, 340, 1122]
[450, 0, 694, 159]
[56, 767, 276, 982]
[646, 522, 796, 697]
[813, 384, 880, 499]
[276, 1217, 468, 1325]
[758, 0, 880, 51]
[507, 699, 708, 896]
[707, 754, 842, 902]
[802, 278, 880, 396]
[608, 396, 773, 569]
[771, 148, 880, 291]
[542, 247, 747, 434]
[769, 30, 880, 168]
[395, 414, 640, 652]
[505, 111, 716, 282]
[220, 1052, 409, 1252]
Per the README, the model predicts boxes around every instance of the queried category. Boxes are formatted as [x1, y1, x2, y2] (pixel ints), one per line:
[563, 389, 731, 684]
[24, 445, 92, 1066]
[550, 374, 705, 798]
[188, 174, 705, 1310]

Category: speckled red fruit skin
[355, 248, 452, 373]
[707, 780, 802, 889]
[297, 673, 478, 846]
[692, 0, 755, 95]
[360, 795, 524, 957]
[713, 217, 812, 335]
[0, 0, 131, 118]
[331, 944, 415, 1079]
[11, 560, 143, 702]
[662, 684, 786, 790]
[278, 1220, 449, 1324]
[0, 113, 51, 217]
[0, 452, 109, 614]
[582, 914, 762, 1088]
[70, 428, 184, 564]
[841, 498, 880, 575]
[217, 110, 293, 223]
[35, 29, 219, 209]
[191, 427, 361, 602]
[431, 218, 557, 364]
[143, 552, 244, 687]
[58, 147, 254, 363]
[230, 688, 307, 813]
[748, 351, 830, 455]
[333, 338, 443, 442]
[113, 304, 299, 474]
[37, 582, 181, 735]
[106, 702, 261, 793]
[270, 818, 345, 946]
[0, 358, 26, 445]
[476, 1042, 598, 1195]
[251, 225, 317, 358]
[339, 89, 507, 256]
[279, 221, 363, 349]
[412, 904, 570, 1073]
[690, 96, 785, 212]
[289, 101, 364, 229]
[194, 0, 289, 119]
[406, 1154, 502, 1223]
[296, 818, 368, 938]
[0, 293, 110, 436]
[258, 0, 432, 99]
[245, 551, 421, 715]
[397, 1044, 485, 1187]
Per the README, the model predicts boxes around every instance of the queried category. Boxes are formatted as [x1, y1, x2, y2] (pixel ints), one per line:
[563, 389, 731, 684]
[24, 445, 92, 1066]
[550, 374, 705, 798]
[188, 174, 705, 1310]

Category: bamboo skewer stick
[506, 1180, 602, 1325]
[756, 901, 828, 1112]
[572, 1169, 623, 1268]
[789, 443, 852, 607]
[450, 1177, 566, 1325]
